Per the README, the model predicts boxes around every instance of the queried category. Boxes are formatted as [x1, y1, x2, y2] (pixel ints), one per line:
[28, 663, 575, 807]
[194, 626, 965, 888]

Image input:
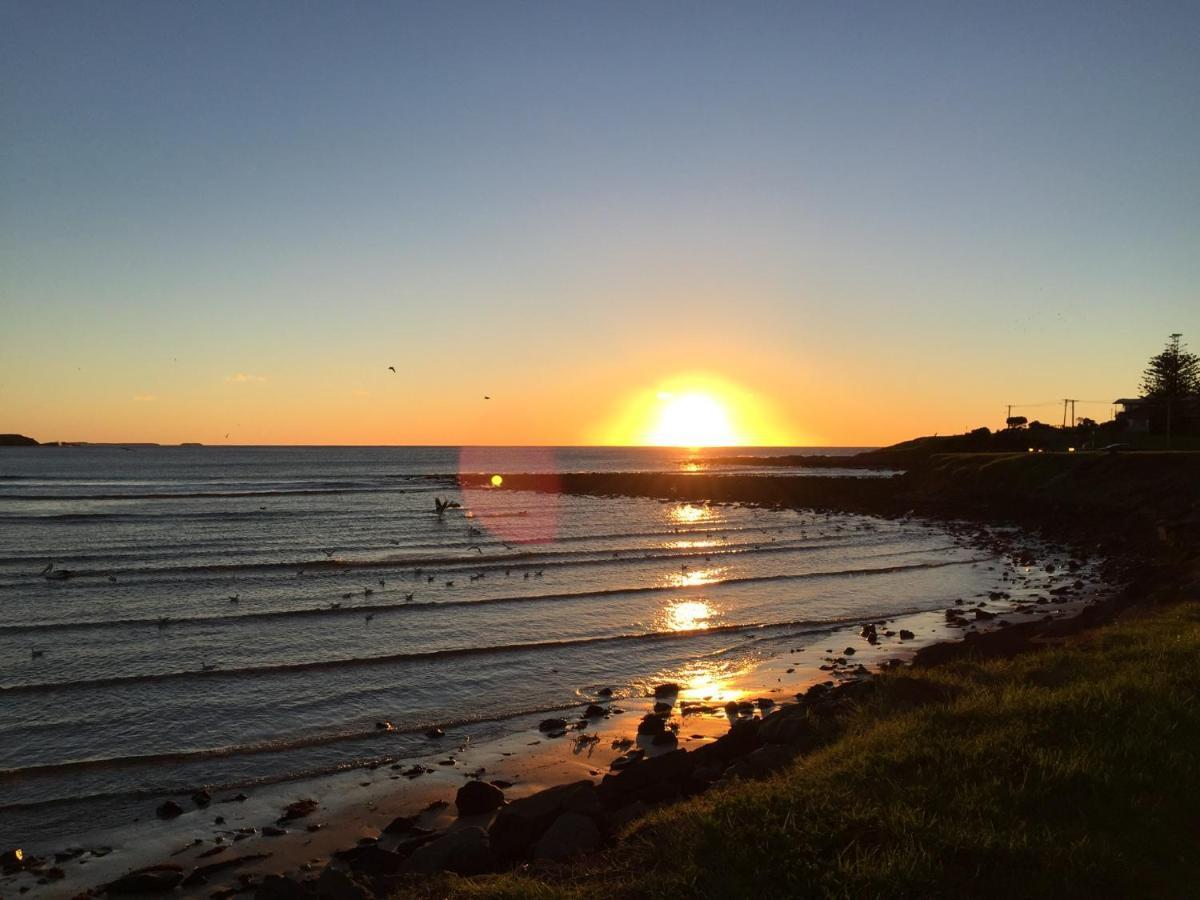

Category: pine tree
[1140, 333, 1200, 399]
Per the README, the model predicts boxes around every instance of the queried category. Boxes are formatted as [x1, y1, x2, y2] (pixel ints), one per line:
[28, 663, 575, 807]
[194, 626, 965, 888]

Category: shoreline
[0, 508, 1111, 898]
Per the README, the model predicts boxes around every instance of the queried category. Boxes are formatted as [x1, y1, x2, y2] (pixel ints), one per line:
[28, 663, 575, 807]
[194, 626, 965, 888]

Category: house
[1113, 398, 1150, 432]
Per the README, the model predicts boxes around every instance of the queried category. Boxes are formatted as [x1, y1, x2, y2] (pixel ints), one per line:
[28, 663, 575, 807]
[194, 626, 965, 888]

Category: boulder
[256, 874, 308, 900]
[532, 812, 602, 862]
[488, 780, 597, 860]
[690, 718, 762, 767]
[758, 708, 817, 748]
[653, 682, 682, 698]
[106, 864, 184, 893]
[280, 798, 319, 821]
[192, 789, 212, 808]
[597, 749, 691, 808]
[315, 868, 373, 900]
[156, 800, 184, 819]
[382, 815, 418, 835]
[538, 717, 568, 733]
[405, 826, 494, 875]
[455, 780, 505, 816]
[636, 714, 667, 736]
[582, 704, 608, 718]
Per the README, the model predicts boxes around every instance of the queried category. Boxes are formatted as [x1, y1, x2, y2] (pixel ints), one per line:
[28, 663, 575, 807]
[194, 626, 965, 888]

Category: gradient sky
[2, 1, 1198, 445]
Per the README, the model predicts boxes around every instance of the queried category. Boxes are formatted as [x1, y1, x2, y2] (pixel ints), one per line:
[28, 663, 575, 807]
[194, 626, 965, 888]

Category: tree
[1141, 333, 1200, 400]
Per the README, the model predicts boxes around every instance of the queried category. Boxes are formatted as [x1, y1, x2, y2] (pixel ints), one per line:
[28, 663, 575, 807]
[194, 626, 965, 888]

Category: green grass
[412, 601, 1200, 900]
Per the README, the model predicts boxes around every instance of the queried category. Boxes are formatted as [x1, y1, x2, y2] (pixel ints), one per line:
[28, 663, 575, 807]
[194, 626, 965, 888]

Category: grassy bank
[408, 597, 1200, 899]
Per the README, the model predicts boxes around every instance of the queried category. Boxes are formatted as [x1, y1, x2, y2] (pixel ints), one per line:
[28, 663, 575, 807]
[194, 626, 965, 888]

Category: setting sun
[649, 392, 738, 447]
[599, 374, 798, 446]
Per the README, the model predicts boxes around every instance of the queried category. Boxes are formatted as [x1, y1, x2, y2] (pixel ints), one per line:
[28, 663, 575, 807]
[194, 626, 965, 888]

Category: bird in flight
[483, 395, 490, 400]
[388, 366, 396, 373]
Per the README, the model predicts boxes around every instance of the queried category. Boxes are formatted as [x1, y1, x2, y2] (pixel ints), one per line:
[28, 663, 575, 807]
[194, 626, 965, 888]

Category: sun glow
[599, 374, 798, 447]
[649, 393, 736, 447]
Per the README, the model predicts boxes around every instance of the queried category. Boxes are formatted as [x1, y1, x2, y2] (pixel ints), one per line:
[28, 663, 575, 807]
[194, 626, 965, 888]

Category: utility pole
[1062, 399, 1077, 429]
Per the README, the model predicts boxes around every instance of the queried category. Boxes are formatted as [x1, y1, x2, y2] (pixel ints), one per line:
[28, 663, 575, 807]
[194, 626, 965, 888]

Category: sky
[2, 1, 1198, 446]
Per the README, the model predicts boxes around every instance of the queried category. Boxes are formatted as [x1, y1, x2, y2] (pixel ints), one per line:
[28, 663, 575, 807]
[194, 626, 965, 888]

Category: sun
[648, 391, 739, 447]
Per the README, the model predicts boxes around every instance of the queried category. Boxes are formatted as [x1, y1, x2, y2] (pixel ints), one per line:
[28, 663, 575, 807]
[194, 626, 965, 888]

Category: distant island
[0, 434, 38, 446]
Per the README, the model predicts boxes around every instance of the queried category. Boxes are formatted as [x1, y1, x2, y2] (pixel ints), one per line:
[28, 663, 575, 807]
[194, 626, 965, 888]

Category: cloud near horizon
[224, 373, 267, 384]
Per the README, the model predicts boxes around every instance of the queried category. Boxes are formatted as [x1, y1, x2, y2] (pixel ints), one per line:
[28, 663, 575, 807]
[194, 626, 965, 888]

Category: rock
[596, 687, 613, 697]
[974, 608, 997, 620]
[843, 646, 856, 655]
[606, 800, 649, 830]
[650, 730, 678, 747]
[255, 874, 306, 900]
[382, 815, 418, 835]
[652, 701, 672, 714]
[636, 713, 667, 735]
[652, 682, 682, 698]
[1, 848, 24, 872]
[597, 749, 691, 808]
[106, 864, 184, 893]
[582, 704, 607, 718]
[723, 700, 739, 715]
[690, 718, 762, 767]
[538, 717, 568, 732]
[192, 789, 212, 808]
[758, 708, 816, 747]
[532, 812, 602, 861]
[488, 780, 598, 861]
[262, 826, 287, 837]
[898, 629, 915, 640]
[280, 798, 319, 821]
[455, 780, 505, 816]
[756, 697, 774, 710]
[334, 844, 404, 877]
[156, 800, 184, 819]
[405, 826, 494, 875]
[610, 749, 644, 770]
[315, 868, 373, 900]
[425, 727, 445, 739]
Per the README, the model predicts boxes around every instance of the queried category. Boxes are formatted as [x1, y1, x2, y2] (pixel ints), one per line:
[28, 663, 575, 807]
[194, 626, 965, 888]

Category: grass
[407, 600, 1200, 900]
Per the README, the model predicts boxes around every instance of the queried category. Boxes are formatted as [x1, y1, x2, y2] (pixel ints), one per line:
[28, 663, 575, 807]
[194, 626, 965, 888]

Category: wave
[0, 545, 968, 633]
[0, 556, 985, 693]
[0, 533, 867, 581]
[0, 604, 917, 795]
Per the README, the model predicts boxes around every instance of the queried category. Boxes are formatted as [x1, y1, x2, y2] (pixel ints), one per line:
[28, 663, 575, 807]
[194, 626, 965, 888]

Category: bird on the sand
[228, 594, 239, 603]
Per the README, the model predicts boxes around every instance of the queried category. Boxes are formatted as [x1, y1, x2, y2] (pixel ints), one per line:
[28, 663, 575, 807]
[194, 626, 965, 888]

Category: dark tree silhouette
[1141, 333, 1200, 400]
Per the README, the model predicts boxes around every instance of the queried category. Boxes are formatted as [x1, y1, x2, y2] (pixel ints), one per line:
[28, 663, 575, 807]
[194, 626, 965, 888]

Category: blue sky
[2, 1, 1198, 443]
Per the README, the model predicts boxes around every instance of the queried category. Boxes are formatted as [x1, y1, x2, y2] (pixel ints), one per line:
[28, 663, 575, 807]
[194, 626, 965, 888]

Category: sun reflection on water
[669, 503, 714, 525]
[660, 599, 716, 632]
[666, 567, 723, 588]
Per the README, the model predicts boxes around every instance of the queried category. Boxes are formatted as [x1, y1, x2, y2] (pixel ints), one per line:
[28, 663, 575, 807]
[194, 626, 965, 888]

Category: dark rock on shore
[192, 788, 212, 808]
[279, 798, 319, 821]
[106, 863, 184, 893]
[424, 727, 445, 739]
[653, 682, 682, 697]
[488, 780, 599, 861]
[315, 868, 374, 900]
[533, 812, 602, 861]
[383, 815, 418, 835]
[406, 826, 494, 875]
[156, 800, 184, 819]
[538, 717, 568, 732]
[582, 703, 608, 718]
[456, 779, 505, 816]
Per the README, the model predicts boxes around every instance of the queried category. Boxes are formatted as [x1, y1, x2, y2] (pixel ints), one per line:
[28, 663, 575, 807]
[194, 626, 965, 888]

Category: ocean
[0, 446, 1049, 854]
